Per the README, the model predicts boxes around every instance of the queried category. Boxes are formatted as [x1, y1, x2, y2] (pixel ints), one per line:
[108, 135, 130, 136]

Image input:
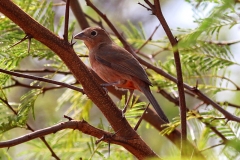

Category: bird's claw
[100, 84, 108, 94]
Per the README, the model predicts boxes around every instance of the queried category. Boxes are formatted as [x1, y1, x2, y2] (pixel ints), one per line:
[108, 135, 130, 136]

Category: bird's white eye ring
[91, 30, 97, 36]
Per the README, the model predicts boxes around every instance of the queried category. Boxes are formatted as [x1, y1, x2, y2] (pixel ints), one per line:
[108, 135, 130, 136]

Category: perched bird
[74, 27, 169, 123]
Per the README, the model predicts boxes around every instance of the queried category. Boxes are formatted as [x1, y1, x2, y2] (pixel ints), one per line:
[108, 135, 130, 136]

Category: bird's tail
[140, 86, 169, 123]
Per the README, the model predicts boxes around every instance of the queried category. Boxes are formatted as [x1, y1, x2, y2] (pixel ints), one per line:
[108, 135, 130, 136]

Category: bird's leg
[100, 81, 121, 93]
[122, 89, 134, 117]
[100, 81, 120, 87]
[100, 81, 134, 117]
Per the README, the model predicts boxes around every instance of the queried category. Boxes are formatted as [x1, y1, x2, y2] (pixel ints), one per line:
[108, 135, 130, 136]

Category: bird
[74, 26, 169, 123]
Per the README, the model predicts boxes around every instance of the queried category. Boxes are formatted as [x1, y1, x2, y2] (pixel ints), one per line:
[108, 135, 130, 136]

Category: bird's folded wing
[95, 44, 151, 85]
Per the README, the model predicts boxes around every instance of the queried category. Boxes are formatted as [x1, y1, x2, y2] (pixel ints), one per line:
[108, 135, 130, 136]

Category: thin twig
[191, 88, 240, 122]
[205, 124, 228, 143]
[63, 0, 70, 41]
[200, 143, 224, 152]
[84, 13, 104, 28]
[134, 103, 150, 131]
[152, 47, 169, 58]
[0, 69, 84, 94]
[136, 51, 153, 60]
[204, 39, 240, 46]
[8, 34, 32, 50]
[190, 74, 240, 91]
[13, 69, 71, 75]
[193, 101, 205, 110]
[217, 102, 240, 109]
[3, 77, 67, 92]
[135, 24, 160, 53]
[185, 88, 240, 114]
[64, 115, 74, 121]
[191, 111, 228, 143]
[221, 76, 240, 90]
[137, 2, 152, 11]
[157, 89, 179, 106]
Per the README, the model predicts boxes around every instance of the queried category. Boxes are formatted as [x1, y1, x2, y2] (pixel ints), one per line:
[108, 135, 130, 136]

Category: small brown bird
[74, 27, 169, 123]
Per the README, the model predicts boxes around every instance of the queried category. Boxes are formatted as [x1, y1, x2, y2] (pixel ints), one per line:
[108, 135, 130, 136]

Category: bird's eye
[90, 30, 97, 36]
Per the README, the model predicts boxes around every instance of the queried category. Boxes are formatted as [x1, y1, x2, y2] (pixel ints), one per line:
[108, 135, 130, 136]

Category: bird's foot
[100, 84, 109, 94]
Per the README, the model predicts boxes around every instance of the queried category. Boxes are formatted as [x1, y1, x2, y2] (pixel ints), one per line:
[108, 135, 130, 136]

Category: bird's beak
[74, 32, 85, 40]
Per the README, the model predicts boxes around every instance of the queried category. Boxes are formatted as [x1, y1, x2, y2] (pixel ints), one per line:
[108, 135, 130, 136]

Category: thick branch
[0, 1, 157, 159]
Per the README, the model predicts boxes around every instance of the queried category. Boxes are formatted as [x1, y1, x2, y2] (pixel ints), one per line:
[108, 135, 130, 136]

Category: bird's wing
[95, 43, 151, 85]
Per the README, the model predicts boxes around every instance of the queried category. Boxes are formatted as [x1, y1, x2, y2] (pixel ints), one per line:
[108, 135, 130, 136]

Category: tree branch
[148, 0, 187, 156]
[13, 69, 71, 75]
[3, 77, 67, 92]
[0, 1, 157, 159]
[0, 69, 84, 94]
[63, 0, 70, 41]
[0, 120, 129, 148]
[135, 24, 160, 53]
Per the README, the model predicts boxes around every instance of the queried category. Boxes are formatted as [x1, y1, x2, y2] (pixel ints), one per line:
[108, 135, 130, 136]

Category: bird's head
[74, 27, 112, 49]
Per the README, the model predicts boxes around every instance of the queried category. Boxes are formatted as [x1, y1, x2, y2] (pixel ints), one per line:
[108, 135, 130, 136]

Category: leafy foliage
[0, 89, 41, 133]
[0, 0, 240, 159]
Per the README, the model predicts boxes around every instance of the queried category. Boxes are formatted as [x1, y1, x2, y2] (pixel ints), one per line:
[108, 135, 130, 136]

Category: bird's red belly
[116, 80, 136, 90]
[92, 61, 138, 90]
